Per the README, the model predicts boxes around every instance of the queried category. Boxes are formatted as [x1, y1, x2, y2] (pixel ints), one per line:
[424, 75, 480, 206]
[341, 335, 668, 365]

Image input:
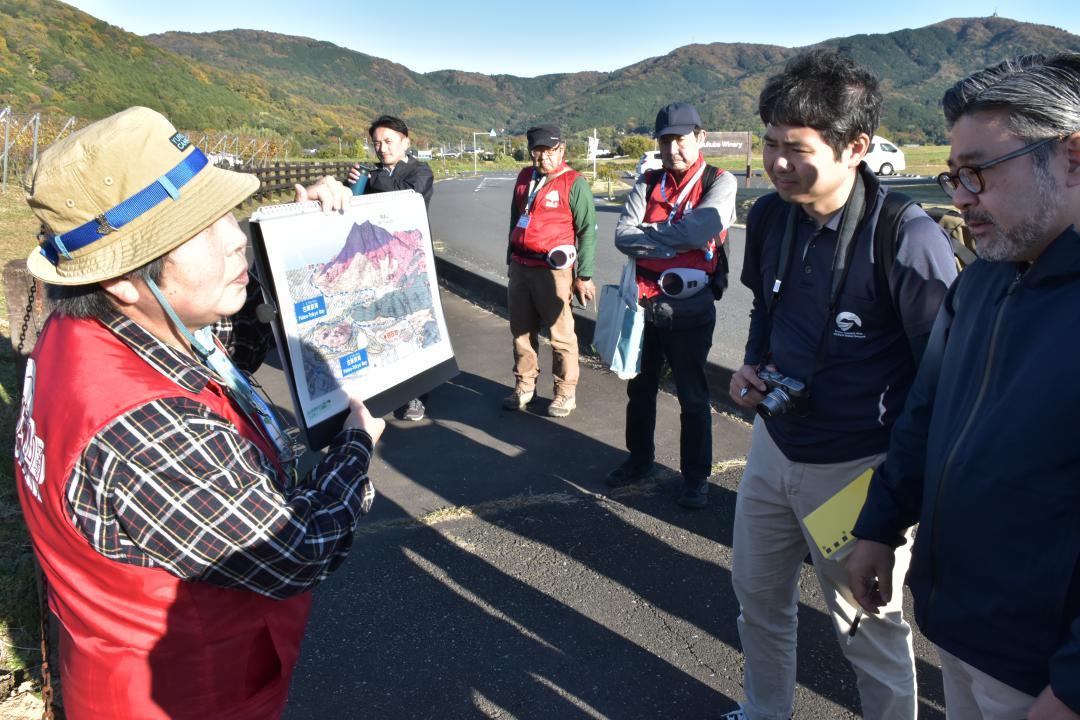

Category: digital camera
[755, 369, 809, 419]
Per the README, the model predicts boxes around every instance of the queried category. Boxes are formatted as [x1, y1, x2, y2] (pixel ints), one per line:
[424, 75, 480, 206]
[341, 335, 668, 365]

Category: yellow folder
[803, 468, 874, 560]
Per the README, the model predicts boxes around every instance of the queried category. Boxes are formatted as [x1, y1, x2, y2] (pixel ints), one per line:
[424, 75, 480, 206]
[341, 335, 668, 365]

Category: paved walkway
[271, 284, 947, 720]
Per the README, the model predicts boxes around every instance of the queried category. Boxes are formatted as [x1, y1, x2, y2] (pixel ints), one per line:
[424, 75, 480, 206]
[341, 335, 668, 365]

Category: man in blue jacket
[848, 53, 1080, 720]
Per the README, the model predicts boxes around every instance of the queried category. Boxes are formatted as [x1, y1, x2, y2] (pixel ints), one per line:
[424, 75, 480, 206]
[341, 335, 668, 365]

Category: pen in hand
[847, 608, 864, 645]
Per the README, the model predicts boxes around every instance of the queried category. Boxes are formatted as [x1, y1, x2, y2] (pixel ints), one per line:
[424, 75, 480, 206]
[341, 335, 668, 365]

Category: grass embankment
[0, 188, 43, 681]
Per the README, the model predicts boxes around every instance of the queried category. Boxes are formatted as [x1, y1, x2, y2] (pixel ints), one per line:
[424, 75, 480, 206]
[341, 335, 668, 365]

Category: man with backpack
[847, 53, 1080, 720]
[607, 102, 737, 509]
[725, 50, 957, 720]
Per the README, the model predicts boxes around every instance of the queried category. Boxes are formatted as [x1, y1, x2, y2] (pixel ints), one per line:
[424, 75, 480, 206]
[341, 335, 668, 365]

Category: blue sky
[63, 0, 1077, 77]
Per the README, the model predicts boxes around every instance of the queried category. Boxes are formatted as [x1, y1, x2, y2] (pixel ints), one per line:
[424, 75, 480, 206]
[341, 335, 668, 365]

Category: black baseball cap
[526, 125, 563, 151]
[654, 102, 702, 137]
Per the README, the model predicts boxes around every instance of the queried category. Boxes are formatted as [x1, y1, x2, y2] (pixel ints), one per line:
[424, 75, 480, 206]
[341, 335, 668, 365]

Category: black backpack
[748, 190, 974, 298]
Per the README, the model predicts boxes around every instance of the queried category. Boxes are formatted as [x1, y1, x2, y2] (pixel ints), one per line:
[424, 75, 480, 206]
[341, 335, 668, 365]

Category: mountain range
[2, 0, 1078, 146]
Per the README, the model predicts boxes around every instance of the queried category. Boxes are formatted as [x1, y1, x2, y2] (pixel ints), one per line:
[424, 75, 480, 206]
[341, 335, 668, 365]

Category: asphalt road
[241, 175, 951, 719]
[428, 172, 756, 373]
[275, 292, 947, 720]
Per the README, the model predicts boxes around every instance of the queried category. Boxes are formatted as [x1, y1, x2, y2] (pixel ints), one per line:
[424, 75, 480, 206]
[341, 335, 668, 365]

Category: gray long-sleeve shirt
[615, 162, 737, 259]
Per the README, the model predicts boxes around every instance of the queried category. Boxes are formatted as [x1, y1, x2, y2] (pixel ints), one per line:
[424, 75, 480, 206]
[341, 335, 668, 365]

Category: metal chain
[34, 563, 54, 720]
[18, 282, 53, 719]
[16, 281, 36, 356]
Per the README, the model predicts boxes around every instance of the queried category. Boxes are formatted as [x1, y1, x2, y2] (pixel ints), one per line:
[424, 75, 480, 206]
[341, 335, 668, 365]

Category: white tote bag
[593, 259, 645, 380]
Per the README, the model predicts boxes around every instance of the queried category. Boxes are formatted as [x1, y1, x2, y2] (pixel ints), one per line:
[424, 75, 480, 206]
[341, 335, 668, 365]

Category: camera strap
[759, 171, 869, 391]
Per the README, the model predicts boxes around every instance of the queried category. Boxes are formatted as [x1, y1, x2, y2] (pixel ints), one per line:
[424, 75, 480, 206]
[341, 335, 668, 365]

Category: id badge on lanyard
[519, 170, 554, 230]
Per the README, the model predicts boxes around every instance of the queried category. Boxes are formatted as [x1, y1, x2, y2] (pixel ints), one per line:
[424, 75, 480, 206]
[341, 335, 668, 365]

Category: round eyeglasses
[936, 136, 1061, 197]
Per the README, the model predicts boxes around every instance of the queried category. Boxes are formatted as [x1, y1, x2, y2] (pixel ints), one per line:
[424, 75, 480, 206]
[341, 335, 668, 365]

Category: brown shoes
[502, 387, 535, 410]
[547, 394, 576, 418]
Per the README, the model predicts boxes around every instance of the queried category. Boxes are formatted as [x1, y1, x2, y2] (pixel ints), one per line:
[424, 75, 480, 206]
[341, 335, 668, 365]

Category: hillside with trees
[2, 0, 1078, 149]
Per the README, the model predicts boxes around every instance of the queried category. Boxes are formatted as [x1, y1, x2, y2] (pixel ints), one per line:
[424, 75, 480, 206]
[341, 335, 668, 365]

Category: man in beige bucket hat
[14, 106, 385, 720]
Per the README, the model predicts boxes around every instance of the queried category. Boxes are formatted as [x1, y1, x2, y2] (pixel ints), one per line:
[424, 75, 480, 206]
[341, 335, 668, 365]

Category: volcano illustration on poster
[251, 190, 455, 438]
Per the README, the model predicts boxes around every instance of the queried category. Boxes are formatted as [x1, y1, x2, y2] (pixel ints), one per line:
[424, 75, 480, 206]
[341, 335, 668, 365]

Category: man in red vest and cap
[608, 102, 736, 509]
[14, 106, 384, 719]
[504, 124, 597, 417]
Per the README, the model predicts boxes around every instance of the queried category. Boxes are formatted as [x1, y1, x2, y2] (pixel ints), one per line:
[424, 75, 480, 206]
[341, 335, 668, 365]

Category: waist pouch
[644, 291, 715, 330]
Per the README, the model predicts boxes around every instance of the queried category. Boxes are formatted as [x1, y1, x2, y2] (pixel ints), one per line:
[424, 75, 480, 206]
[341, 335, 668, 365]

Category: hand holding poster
[250, 189, 458, 449]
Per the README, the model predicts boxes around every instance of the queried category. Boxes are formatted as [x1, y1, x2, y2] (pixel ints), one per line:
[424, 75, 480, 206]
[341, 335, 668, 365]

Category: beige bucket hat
[25, 106, 260, 285]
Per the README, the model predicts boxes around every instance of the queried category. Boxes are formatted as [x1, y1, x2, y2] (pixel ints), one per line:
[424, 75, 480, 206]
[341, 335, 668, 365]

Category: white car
[864, 135, 906, 176]
[636, 150, 662, 175]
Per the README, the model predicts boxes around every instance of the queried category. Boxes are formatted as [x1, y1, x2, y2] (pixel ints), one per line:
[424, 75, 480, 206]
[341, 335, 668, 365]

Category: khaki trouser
[938, 647, 1037, 720]
[732, 417, 916, 720]
[507, 261, 578, 396]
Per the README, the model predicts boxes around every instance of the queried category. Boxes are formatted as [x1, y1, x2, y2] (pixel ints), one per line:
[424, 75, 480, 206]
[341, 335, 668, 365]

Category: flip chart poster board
[251, 189, 457, 449]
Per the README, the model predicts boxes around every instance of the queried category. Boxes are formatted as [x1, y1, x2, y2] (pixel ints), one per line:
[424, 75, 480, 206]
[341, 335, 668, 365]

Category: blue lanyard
[193, 327, 299, 470]
[658, 163, 707, 225]
[523, 166, 571, 215]
[523, 171, 548, 215]
[144, 278, 301, 478]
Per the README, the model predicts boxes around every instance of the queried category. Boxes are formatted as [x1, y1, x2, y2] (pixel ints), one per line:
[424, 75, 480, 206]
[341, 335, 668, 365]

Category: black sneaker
[677, 480, 709, 509]
[395, 398, 425, 422]
[604, 460, 657, 488]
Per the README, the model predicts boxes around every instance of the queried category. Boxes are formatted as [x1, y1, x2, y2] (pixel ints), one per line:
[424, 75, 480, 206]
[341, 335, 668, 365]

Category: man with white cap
[504, 124, 596, 417]
[14, 106, 384, 720]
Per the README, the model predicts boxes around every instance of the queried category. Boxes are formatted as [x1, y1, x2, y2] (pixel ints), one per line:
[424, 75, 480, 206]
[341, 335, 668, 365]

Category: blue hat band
[42, 148, 209, 266]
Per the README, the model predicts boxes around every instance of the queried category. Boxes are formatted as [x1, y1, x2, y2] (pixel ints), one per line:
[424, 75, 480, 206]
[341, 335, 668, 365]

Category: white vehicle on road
[864, 135, 905, 176]
[636, 150, 662, 175]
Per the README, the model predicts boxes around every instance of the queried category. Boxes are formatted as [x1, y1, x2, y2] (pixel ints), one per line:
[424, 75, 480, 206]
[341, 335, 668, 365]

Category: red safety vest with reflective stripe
[14, 314, 311, 720]
[509, 164, 581, 267]
[636, 156, 727, 299]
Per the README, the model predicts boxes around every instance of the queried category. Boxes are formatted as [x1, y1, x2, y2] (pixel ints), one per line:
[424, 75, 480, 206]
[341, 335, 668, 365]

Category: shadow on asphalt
[283, 370, 944, 719]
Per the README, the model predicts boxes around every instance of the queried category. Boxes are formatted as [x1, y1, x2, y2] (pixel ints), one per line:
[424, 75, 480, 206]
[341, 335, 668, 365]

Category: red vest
[509, 164, 581, 268]
[14, 315, 311, 720]
[636, 156, 727, 298]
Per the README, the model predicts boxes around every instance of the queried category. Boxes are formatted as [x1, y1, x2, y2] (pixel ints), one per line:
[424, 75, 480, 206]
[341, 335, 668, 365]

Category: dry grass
[0, 190, 40, 337]
[0, 188, 42, 679]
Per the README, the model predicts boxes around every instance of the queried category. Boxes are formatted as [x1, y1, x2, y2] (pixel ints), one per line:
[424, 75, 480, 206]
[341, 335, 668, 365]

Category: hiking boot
[677, 479, 709, 509]
[604, 459, 657, 488]
[547, 394, 576, 418]
[395, 398, 425, 422]
[502, 387, 535, 410]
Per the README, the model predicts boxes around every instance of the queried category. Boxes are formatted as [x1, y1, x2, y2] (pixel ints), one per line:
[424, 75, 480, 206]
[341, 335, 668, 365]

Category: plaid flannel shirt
[65, 278, 375, 600]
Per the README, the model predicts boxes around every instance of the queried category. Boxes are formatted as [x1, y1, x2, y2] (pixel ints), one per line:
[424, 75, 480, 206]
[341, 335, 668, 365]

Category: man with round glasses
[504, 124, 597, 417]
[849, 53, 1080, 720]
